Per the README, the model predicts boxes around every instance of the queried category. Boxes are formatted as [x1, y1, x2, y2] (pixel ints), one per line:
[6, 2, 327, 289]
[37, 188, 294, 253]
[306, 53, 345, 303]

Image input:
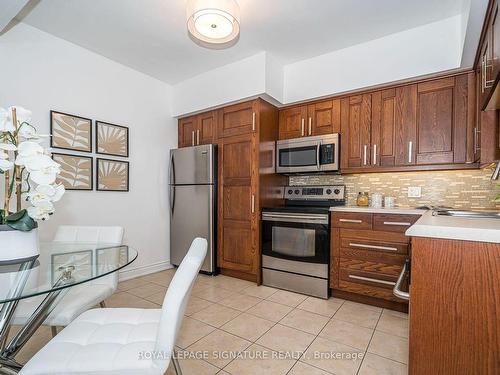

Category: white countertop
[329, 206, 425, 215]
[406, 210, 500, 244]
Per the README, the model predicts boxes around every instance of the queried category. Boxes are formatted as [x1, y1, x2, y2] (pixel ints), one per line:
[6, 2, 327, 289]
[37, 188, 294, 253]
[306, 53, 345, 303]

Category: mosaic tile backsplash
[289, 168, 500, 210]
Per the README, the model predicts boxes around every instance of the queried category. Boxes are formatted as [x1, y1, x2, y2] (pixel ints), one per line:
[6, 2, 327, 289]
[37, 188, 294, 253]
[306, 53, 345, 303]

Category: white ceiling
[20, 0, 468, 84]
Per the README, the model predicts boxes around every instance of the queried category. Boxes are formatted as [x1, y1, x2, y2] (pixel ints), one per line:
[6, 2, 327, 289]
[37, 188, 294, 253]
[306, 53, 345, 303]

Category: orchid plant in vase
[0, 106, 65, 234]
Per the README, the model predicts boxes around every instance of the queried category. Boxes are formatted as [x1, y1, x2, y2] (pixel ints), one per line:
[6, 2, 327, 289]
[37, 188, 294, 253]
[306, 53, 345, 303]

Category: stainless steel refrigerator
[169, 144, 217, 274]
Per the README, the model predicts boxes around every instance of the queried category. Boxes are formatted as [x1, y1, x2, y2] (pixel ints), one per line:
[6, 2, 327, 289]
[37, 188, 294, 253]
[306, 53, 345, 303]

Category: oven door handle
[393, 259, 410, 301]
[262, 213, 328, 224]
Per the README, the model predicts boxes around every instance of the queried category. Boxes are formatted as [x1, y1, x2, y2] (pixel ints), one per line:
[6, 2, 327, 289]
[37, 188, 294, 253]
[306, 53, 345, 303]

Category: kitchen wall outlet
[408, 186, 422, 198]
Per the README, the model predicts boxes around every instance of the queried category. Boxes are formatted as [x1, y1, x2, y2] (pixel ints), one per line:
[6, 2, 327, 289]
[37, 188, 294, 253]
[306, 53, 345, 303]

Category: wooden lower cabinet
[218, 133, 258, 276]
[409, 237, 500, 375]
[330, 211, 418, 311]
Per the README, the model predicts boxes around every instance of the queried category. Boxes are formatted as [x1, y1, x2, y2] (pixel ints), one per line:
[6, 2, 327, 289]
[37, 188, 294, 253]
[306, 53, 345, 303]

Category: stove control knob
[294, 189, 300, 195]
[334, 189, 341, 195]
[326, 189, 332, 195]
[287, 189, 293, 195]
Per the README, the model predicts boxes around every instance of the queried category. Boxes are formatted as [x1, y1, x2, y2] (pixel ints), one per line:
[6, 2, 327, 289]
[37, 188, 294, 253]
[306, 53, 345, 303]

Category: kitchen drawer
[373, 214, 420, 233]
[339, 253, 404, 276]
[337, 279, 401, 302]
[332, 212, 372, 229]
[340, 237, 408, 255]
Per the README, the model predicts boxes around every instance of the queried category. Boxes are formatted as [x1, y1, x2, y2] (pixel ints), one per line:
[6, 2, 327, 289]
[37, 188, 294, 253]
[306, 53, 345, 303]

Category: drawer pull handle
[383, 221, 412, 226]
[339, 219, 363, 223]
[349, 243, 398, 252]
[348, 274, 396, 286]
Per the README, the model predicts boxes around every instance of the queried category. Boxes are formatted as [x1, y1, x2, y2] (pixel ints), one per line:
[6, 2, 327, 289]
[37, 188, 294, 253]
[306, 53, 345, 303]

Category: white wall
[283, 15, 463, 103]
[172, 52, 267, 117]
[171, 15, 466, 116]
[0, 24, 176, 278]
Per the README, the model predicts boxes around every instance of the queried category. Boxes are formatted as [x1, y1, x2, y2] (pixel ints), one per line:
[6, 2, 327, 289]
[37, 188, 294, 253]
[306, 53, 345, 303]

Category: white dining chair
[13, 226, 124, 336]
[19, 237, 208, 375]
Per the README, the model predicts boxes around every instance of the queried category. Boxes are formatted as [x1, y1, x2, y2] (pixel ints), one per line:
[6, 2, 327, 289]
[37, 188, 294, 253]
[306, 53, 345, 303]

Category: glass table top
[0, 242, 137, 303]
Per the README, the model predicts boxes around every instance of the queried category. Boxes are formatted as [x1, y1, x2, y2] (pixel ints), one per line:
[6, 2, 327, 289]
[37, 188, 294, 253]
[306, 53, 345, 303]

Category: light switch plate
[408, 186, 422, 198]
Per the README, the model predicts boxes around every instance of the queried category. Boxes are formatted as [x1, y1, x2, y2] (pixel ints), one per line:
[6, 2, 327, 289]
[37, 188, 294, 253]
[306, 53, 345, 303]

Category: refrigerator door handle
[169, 153, 176, 185]
[170, 186, 176, 215]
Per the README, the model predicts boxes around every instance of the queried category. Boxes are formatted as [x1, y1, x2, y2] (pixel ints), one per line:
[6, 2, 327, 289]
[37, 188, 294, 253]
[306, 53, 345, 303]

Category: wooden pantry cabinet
[217, 99, 286, 282]
[340, 73, 478, 173]
[330, 211, 420, 311]
[278, 99, 341, 140]
[178, 111, 216, 147]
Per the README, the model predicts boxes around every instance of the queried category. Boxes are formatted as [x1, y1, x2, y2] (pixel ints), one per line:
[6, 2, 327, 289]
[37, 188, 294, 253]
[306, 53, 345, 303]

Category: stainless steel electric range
[261, 185, 345, 299]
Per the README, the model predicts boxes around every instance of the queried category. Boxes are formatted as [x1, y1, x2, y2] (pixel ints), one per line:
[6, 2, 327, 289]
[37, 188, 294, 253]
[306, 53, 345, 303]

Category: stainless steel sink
[432, 209, 500, 219]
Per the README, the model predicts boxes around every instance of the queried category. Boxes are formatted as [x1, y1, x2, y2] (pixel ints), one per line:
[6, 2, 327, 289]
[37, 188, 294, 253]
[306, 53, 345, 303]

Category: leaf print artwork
[50, 111, 92, 152]
[96, 121, 129, 157]
[52, 154, 93, 190]
[97, 158, 129, 191]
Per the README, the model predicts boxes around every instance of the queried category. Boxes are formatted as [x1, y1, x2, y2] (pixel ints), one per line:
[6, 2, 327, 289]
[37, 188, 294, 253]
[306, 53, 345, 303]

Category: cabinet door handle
[252, 112, 256, 131]
[192, 131, 195, 146]
[196, 129, 200, 145]
[474, 127, 481, 154]
[308, 117, 312, 135]
[251, 194, 255, 214]
[349, 242, 399, 252]
[339, 219, 363, 223]
[301, 118, 305, 136]
[348, 274, 396, 286]
[363, 145, 368, 165]
[383, 221, 412, 226]
[373, 144, 377, 165]
[408, 141, 413, 163]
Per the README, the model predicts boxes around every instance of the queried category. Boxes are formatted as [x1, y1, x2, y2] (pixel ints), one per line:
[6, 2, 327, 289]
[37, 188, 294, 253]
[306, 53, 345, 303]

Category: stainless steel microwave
[276, 134, 339, 173]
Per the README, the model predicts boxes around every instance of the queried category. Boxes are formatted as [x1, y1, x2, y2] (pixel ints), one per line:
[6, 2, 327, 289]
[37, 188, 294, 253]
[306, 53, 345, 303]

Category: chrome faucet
[491, 161, 500, 180]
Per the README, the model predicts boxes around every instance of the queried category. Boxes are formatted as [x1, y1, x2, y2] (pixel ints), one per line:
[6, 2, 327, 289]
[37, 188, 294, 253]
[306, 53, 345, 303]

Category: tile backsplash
[289, 167, 500, 210]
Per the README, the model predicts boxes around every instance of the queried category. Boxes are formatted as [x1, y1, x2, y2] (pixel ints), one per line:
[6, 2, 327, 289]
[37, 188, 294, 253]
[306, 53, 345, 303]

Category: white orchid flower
[0, 158, 13, 171]
[25, 154, 61, 185]
[27, 184, 65, 205]
[27, 201, 54, 221]
[0, 107, 14, 133]
[0, 143, 16, 151]
[15, 141, 44, 166]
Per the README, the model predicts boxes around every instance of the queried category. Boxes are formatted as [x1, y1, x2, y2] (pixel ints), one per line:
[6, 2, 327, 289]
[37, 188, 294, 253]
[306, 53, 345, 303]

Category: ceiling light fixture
[186, 0, 240, 49]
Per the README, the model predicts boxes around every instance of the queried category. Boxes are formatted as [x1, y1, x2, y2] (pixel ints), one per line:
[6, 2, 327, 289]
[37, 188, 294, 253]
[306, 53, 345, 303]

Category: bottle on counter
[370, 193, 383, 208]
[356, 192, 369, 207]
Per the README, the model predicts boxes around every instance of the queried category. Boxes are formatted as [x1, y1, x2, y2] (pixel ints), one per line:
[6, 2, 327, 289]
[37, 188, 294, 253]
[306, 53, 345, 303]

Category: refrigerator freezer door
[170, 184, 214, 273]
[169, 144, 214, 185]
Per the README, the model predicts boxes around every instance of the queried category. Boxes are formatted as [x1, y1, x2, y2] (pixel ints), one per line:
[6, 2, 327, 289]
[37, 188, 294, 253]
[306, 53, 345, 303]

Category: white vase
[0, 225, 39, 262]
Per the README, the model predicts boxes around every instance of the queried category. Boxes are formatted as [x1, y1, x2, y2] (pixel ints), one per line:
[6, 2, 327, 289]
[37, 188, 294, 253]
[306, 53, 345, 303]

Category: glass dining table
[0, 242, 137, 373]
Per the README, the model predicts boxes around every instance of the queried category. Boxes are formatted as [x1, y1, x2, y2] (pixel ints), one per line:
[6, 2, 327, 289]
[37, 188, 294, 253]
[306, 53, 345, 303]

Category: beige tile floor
[9, 269, 409, 375]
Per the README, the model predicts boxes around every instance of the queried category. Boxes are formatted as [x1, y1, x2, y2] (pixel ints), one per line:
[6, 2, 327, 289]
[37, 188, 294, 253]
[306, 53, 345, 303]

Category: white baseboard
[118, 260, 174, 281]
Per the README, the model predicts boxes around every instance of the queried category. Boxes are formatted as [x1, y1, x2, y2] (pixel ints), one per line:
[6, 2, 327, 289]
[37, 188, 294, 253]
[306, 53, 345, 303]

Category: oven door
[261, 212, 329, 264]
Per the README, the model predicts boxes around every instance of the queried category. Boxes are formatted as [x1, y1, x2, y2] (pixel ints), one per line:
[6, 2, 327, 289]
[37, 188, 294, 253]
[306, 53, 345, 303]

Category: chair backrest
[153, 238, 207, 370]
[53, 226, 124, 288]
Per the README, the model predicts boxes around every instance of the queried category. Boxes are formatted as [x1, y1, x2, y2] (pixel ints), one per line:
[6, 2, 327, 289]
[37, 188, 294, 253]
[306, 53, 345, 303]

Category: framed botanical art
[96, 121, 129, 157]
[96, 158, 129, 192]
[50, 110, 92, 153]
[52, 153, 93, 191]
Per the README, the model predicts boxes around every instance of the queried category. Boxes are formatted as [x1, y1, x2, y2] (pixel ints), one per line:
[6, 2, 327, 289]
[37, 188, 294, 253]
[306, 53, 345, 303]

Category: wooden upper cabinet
[279, 100, 340, 140]
[178, 111, 216, 148]
[178, 116, 197, 148]
[341, 94, 372, 169]
[218, 101, 256, 138]
[413, 76, 471, 165]
[394, 85, 418, 166]
[308, 99, 341, 136]
[371, 89, 398, 167]
[279, 106, 307, 139]
[218, 133, 258, 275]
[198, 111, 216, 145]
